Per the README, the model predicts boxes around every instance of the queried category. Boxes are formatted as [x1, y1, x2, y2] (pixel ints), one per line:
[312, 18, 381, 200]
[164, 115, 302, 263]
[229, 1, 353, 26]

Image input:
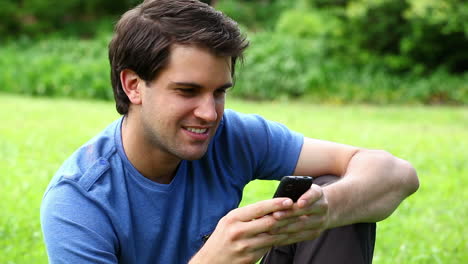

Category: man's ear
[120, 69, 143, 105]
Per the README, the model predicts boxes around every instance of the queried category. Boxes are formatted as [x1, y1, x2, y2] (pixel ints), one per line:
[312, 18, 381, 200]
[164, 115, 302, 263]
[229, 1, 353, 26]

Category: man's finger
[240, 214, 299, 236]
[246, 232, 290, 249]
[232, 198, 293, 222]
[297, 184, 323, 208]
[273, 214, 327, 234]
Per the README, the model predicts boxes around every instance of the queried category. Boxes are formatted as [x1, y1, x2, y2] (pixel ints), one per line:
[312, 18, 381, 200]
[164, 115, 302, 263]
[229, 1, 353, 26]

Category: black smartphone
[273, 176, 314, 202]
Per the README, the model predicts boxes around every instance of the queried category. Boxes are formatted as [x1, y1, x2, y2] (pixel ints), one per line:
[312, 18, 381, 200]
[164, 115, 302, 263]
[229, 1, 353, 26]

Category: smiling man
[41, 0, 419, 263]
[119, 44, 232, 183]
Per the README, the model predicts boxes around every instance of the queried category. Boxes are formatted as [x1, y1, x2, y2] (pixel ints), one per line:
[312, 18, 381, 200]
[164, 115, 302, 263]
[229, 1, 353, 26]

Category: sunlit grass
[1, 93, 466, 263]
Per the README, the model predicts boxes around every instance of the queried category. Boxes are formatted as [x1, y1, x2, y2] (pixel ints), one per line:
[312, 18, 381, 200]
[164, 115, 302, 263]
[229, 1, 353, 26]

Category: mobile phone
[273, 176, 314, 202]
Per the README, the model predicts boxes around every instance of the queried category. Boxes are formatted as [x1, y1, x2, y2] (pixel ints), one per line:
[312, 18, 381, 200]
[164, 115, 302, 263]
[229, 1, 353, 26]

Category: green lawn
[1, 93, 466, 263]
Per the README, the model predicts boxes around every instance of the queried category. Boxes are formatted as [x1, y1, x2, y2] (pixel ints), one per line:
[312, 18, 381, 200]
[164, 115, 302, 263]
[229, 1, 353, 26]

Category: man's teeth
[186, 128, 207, 134]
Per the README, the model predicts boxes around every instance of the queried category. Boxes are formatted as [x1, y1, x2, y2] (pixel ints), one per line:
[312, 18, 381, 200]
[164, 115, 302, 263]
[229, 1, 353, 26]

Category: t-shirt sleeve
[220, 110, 304, 183]
[41, 180, 118, 264]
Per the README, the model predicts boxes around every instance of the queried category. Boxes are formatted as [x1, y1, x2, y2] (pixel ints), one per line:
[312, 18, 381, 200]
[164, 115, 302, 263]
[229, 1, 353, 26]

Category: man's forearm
[323, 149, 419, 229]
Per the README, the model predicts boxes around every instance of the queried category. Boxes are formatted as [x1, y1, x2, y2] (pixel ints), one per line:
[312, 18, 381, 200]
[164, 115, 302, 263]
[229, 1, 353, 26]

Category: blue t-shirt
[41, 109, 303, 263]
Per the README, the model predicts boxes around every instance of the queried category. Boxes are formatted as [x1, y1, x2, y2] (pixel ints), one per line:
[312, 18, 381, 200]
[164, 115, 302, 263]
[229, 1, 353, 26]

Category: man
[41, 0, 419, 263]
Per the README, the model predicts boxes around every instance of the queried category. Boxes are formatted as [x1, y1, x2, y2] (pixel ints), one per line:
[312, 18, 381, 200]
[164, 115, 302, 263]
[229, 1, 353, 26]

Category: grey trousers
[261, 175, 376, 264]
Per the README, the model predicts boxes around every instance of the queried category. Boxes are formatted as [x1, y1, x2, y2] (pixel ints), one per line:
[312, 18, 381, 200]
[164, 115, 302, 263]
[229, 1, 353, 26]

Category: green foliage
[0, 32, 466, 105]
[255, 0, 468, 74]
[3, 0, 466, 76]
[1, 94, 467, 263]
[0, 0, 139, 38]
[216, 0, 293, 30]
[233, 32, 468, 104]
[405, 0, 468, 35]
[276, 9, 342, 39]
[233, 33, 321, 100]
[400, 0, 468, 73]
[346, 0, 409, 55]
[1, 0, 467, 104]
[0, 34, 113, 100]
[325, 0, 467, 73]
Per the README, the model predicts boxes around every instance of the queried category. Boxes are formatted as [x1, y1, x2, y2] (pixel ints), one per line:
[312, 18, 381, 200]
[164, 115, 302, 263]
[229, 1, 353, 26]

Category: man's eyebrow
[172, 81, 233, 90]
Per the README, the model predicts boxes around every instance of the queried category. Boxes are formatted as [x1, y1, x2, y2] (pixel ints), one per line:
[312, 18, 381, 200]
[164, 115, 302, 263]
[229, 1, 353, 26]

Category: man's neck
[121, 115, 181, 184]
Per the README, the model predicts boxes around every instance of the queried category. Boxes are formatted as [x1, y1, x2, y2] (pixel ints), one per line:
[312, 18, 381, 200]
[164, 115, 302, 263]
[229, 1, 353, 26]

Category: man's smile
[182, 126, 212, 141]
[184, 127, 209, 134]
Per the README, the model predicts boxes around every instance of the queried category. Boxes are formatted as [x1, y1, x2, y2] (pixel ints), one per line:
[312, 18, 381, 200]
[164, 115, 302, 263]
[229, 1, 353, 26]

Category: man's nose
[194, 95, 218, 123]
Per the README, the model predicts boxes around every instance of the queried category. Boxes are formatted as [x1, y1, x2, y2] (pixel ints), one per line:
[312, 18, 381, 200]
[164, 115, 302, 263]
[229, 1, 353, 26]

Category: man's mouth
[184, 127, 208, 134]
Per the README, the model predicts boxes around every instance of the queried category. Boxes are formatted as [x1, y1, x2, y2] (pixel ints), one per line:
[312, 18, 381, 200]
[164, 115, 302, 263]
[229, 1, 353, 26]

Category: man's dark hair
[108, 0, 249, 114]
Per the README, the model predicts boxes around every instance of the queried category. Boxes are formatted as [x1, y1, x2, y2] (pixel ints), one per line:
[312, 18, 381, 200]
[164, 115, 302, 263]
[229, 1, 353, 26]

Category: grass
[0, 93, 467, 263]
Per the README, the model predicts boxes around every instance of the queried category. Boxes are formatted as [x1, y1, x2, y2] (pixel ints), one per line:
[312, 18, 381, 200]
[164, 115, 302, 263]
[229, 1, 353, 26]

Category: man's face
[137, 44, 232, 161]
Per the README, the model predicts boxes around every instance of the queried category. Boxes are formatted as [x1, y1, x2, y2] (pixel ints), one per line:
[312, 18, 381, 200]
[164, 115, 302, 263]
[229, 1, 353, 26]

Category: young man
[41, 0, 419, 263]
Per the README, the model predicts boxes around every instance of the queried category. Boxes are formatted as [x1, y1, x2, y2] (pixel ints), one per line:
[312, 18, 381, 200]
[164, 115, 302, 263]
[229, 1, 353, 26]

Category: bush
[276, 9, 342, 39]
[401, 0, 468, 73]
[233, 31, 468, 104]
[314, 0, 468, 74]
[0, 34, 113, 100]
[0, 0, 140, 38]
[216, 0, 293, 30]
[233, 32, 325, 100]
[0, 30, 466, 105]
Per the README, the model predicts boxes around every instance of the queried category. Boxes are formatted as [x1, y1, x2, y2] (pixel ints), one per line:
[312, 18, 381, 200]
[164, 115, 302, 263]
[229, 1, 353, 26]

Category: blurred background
[0, 0, 467, 104]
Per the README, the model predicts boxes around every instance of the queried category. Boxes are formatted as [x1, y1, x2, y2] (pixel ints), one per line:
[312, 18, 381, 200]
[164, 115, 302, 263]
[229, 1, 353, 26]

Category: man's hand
[190, 185, 329, 264]
[269, 184, 329, 245]
[190, 198, 294, 264]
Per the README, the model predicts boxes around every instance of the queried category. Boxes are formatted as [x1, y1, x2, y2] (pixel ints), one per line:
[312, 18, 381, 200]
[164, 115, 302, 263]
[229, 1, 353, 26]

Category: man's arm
[293, 137, 419, 228]
[262, 137, 419, 246]
[192, 137, 419, 263]
[41, 183, 118, 264]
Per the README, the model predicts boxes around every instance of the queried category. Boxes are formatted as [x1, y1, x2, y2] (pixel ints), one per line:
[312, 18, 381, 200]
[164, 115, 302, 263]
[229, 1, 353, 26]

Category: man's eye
[215, 89, 227, 95]
[177, 88, 196, 95]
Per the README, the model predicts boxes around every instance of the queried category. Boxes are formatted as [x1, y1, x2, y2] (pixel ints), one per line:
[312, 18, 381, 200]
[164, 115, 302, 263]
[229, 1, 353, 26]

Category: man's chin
[181, 153, 206, 161]
[178, 148, 208, 161]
